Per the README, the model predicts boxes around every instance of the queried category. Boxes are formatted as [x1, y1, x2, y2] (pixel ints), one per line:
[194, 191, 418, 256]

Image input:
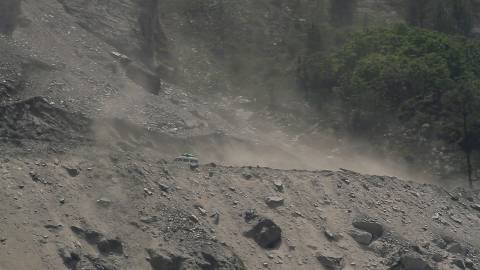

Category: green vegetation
[299, 25, 480, 185]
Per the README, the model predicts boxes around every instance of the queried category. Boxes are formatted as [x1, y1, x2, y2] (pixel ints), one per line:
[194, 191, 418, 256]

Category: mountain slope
[0, 0, 479, 269]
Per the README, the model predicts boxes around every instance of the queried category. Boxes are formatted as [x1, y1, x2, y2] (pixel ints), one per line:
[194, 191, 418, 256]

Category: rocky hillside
[0, 0, 480, 269]
[0, 102, 480, 269]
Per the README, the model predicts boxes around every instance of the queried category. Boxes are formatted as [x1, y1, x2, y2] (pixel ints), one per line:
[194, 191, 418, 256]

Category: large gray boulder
[244, 218, 282, 249]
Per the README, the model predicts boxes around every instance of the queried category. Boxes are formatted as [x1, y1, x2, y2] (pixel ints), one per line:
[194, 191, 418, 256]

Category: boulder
[392, 254, 433, 270]
[433, 238, 448, 249]
[265, 196, 285, 208]
[244, 218, 282, 249]
[97, 238, 124, 255]
[70, 226, 103, 245]
[316, 252, 344, 270]
[452, 258, 466, 270]
[58, 248, 81, 270]
[146, 247, 246, 270]
[447, 243, 468, 255]
[349, 229, 373, 245]
[96, 197, 112, 207]
[63, 166, 80, 177]
[352, 219, 384, 239]
[242, 172, 253, 180]
[146, 249, 187, 270]
[273, 180, 284, 192]
[324, 229, 341, 242]
[244, 209, 258, 223]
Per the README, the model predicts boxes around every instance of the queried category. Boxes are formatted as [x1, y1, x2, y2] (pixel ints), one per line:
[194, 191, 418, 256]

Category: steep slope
[0, 98, 478, 270]
[1, 131, 479, 269]
[0, 1, 479, 269]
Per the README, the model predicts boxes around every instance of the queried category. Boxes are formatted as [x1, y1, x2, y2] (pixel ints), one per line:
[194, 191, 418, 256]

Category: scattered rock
[273, 180, 284, 192]
[450, 215, 463, 224]
[96, 197, 112, 207]
[292, 211, 303, 218]
[144, 188, 153, 196]
[265, 196, 284, 208]
[324, 230, 341, 242]
[44, 224, 63, 232]
[29, 171, 46, 184]
[211, 211, 220, 225]
[244, 218, 282, 249]
[189, 214, 199, 223]
[244, 209, 258, 223]
[195, 205, 207, 216]
[63, 166, 80, 177]
[433, 238, 448, 249]
[431, 253, 444, 262]
[159, 183, 170, 192]
[110, 51, 131, 64]
[242, 172, 253, 180]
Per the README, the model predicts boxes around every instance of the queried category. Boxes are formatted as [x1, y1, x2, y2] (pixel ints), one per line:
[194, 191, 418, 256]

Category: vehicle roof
[176, 155, 198, 160]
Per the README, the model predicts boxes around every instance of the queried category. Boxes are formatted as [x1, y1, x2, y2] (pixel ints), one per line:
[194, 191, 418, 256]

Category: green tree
[301, 24, 480, 184]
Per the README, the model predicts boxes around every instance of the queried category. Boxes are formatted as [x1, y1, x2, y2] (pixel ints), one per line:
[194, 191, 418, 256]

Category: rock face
[1, 1, 480, 269]
[55, 0, 480, 97]
[57, 0, 171, 74]
[0, 97, 92, 141]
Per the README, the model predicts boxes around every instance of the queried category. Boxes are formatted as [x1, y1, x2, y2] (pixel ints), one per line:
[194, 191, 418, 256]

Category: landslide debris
[0, 97, 91, 141]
